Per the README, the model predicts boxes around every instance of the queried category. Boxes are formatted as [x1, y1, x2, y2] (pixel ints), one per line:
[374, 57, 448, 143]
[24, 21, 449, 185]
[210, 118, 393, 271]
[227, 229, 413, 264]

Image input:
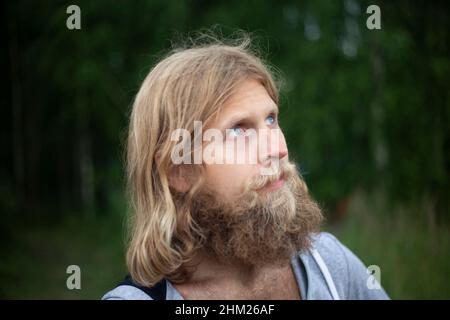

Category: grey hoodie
[102, 232, 390, 300]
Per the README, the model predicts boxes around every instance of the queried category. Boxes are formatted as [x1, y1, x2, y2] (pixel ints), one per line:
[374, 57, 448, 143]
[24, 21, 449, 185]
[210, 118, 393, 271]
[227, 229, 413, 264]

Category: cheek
[204, 163, 256, 196]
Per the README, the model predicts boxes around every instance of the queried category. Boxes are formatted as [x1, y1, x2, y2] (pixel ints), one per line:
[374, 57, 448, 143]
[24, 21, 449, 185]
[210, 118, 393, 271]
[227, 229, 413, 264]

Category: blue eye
[266, 114, 277, 125]
[229, 126, 245, 137]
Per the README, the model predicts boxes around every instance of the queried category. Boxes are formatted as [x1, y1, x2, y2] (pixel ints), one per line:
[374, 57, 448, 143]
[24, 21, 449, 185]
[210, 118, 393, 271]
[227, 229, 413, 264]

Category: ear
[168, 165, 191, 193]
[154, 153, 191, 193]
[155, 152, 190, 193]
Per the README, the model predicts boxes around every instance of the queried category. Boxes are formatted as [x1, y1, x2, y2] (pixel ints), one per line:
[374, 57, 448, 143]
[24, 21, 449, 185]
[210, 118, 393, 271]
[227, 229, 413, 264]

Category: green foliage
[329, 190, 450, 299]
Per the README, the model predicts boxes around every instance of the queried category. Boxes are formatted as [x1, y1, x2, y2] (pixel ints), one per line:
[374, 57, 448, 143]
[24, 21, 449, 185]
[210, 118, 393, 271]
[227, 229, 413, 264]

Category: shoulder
[101, 285, 153, 300]
[306, 232, 390, 300]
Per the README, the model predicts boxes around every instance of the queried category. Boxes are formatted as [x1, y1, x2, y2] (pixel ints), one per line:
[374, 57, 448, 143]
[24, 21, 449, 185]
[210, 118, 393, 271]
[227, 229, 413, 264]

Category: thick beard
[190, 160, 324, 270]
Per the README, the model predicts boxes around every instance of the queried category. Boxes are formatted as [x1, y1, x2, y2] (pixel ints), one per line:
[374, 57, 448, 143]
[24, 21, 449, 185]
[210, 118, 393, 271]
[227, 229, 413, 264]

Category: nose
[258, 128, 288, 166]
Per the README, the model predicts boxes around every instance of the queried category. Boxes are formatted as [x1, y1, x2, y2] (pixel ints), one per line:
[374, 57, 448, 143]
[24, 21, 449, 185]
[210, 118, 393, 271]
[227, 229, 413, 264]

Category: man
[102, 36, 389, 300]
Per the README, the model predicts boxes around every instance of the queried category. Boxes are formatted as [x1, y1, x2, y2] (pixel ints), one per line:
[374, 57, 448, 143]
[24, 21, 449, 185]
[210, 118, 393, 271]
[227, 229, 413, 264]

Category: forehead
[207, 79, 278, 128]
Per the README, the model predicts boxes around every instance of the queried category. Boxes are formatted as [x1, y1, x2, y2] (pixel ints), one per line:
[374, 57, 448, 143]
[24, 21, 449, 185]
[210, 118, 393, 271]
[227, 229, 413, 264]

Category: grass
[0, 213, 127, 299]
[1, 190, 449, 299]
[328, 190, 450, 299]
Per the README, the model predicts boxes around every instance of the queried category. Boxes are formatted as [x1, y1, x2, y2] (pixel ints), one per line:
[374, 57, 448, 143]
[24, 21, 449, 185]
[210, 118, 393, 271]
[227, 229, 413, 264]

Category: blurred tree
[2, 0, 449, 224]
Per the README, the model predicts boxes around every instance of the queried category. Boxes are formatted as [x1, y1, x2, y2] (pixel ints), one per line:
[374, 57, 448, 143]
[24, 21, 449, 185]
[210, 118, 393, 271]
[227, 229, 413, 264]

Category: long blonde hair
[126, 33, 280, 286]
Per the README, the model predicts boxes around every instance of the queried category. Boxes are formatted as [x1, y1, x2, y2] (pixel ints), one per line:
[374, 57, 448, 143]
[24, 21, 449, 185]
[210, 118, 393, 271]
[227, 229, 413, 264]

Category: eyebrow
[219, 104, 279, 130]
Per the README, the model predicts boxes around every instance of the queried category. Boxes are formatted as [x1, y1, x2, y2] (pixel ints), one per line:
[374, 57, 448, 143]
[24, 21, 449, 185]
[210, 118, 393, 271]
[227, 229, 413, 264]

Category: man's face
[202, 78, 289, 202]
[185, 78, 323, 268]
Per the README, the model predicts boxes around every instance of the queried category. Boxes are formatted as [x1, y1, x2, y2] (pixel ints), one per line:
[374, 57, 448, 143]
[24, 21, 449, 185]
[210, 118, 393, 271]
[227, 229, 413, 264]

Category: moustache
[245, 159, 297, 192]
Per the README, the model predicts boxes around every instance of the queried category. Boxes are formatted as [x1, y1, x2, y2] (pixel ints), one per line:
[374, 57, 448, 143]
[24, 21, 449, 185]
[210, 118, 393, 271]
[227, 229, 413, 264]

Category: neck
[180, 251, 291, 288]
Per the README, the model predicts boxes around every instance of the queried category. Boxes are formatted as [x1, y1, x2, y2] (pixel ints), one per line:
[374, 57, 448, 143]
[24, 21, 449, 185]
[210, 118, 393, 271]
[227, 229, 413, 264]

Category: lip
[263, 177, 285, 192]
